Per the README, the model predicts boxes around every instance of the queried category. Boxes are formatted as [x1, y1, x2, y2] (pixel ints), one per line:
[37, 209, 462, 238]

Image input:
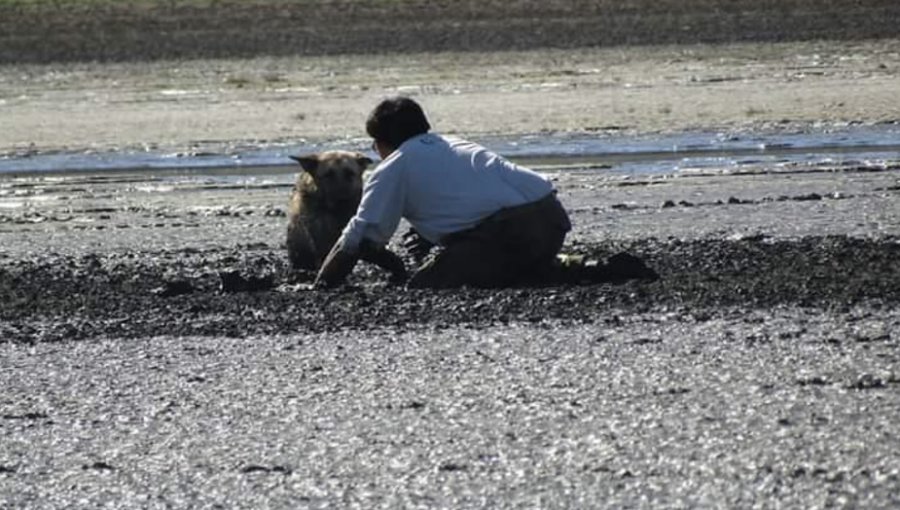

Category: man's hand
[314, 242, 359, 288]
[402, 228, 434, 263]
[359, 239, 408, 285]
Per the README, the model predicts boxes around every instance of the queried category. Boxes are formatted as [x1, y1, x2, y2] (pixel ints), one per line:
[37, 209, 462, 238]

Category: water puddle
[1, 124, 898, 180]
[485, 124, 900, 176]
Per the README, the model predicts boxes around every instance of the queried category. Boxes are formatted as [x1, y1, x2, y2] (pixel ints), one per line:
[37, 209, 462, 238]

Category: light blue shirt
[339, 133, 555, 251]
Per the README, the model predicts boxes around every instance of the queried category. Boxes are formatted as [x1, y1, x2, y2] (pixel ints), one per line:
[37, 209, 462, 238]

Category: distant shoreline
[4, 39, 899, 156]
[2, 0, 899, 64]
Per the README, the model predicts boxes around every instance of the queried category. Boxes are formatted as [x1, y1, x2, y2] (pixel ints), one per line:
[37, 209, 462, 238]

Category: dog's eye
[343, 169, 356, 180]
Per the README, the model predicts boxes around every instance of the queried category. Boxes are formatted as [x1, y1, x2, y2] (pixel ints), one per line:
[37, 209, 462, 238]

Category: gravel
[2, 312, 899, 508]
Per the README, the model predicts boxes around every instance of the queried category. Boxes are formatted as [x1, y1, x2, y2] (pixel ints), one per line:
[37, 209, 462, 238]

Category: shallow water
[1, 124, 898, 179]
[0, 124, 900, 174]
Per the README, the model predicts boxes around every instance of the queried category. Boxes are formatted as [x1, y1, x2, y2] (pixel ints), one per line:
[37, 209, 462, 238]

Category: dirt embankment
[1, 0, 899, 64]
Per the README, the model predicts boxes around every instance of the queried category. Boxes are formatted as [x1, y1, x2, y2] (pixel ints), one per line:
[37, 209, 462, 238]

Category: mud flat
[2, 156, 900, 341]
[2, 156, 900, 507]
[3, 39, 900, 157]
[2, 0, 900, 506]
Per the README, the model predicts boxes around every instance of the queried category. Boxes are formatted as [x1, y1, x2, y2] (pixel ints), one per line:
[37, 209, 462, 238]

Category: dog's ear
[290, 155, 319, 175]
[356, 155, 374, 169]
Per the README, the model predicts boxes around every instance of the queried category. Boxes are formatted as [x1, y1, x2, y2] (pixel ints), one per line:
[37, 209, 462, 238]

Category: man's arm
[359, 240, 407, 284]
[315, 239, 407, 287]
[315, 158, 408, 287]
[314, 239, 359, 288]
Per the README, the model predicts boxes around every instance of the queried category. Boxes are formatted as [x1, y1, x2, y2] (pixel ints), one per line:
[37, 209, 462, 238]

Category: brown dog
[286, 151, 406, 281]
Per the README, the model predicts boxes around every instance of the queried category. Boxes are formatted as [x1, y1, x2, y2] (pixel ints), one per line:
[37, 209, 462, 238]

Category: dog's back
[286, 151, 372, 270]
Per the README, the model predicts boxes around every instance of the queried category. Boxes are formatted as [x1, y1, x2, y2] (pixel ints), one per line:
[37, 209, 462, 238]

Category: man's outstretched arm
[315, 239, 407, 287]
[359, 240, 408, 284]
[314, 240, 359, 288]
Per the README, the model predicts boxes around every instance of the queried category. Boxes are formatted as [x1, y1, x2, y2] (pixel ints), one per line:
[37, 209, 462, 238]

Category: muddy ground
[2, 221, 900, 344]
[1, 160, 900, 342]
[2, 1, 900, 507]
[2, 158, 900, 507]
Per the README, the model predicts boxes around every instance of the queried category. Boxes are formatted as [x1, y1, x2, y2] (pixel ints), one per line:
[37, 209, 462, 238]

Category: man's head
[366, 97, 431, 155]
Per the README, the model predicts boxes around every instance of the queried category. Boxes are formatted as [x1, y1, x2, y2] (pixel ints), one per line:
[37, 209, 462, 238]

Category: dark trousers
[409, 193, 571, 289]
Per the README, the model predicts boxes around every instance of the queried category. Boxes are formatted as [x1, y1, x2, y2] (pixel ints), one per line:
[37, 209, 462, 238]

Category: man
[315, 96, 571, 289]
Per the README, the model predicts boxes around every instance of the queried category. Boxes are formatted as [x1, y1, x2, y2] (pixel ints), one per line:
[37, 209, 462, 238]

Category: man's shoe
[554, 252, 659, 284]
[603, 252, 659, 283]
[555, 254, 601, 284]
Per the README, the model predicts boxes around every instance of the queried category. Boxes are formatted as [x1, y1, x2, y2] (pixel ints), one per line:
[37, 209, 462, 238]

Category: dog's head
[290, 151, 373, 202]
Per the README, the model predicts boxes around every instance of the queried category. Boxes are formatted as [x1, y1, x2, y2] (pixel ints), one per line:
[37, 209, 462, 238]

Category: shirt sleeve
[336, 159, 407, 252]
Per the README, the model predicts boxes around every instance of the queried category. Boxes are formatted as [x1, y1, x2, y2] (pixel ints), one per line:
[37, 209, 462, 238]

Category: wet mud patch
[2, 235, 898, 343]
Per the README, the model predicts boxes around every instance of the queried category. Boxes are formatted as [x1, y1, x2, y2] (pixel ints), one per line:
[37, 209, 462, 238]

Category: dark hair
[365, 97, 431, 148]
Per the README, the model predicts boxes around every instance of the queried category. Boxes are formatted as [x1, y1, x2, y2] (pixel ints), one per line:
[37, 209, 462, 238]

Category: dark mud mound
[1, 236, 898, 343]
[2, 0, 899, 64]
